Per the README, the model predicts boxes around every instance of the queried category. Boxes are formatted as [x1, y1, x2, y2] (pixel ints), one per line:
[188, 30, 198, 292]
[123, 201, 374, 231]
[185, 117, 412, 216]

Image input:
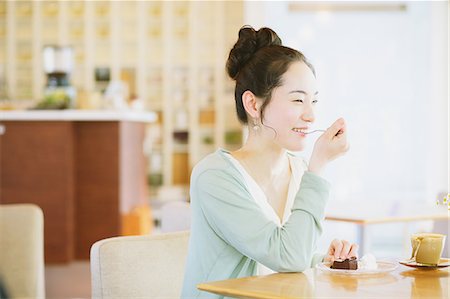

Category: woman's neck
[230, 132, 292, 221]
[231, 133, 289, 178]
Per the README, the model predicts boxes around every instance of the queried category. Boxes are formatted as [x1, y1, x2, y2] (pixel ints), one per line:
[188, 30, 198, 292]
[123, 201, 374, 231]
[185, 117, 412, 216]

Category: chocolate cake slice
[330, 256, 358, 270]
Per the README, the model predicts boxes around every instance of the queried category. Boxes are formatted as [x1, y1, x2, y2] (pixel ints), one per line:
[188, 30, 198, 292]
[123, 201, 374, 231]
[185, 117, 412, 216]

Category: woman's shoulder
[191, 148, 237, 178]
[190, 149, 247, 192]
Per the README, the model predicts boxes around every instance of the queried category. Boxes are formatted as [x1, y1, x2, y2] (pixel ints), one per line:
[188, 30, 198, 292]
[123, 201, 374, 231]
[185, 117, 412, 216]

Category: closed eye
[293, 99, 304, 103]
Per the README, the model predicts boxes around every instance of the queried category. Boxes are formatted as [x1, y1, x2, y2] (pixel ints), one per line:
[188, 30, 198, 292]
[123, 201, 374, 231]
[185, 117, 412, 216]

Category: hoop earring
[252, 118, 260, 131]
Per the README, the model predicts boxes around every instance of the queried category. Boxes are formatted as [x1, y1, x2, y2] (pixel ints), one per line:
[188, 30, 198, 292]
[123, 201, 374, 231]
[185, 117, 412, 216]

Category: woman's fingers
[325, 118, 346, 138]
[329, 239, 359, 260]
[340, 240, 351, 259]
[308, 118, 349, 174]
[348, 243, 359, 258]
[331, 239, 343, 260]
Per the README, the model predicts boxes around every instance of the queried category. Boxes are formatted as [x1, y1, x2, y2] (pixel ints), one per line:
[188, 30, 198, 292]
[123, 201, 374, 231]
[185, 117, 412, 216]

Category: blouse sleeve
[193, 168, 330, 272]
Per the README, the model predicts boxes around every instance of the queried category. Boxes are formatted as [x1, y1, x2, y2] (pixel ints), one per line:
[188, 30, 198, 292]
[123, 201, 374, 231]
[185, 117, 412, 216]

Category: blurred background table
[325, 202, 449, 255]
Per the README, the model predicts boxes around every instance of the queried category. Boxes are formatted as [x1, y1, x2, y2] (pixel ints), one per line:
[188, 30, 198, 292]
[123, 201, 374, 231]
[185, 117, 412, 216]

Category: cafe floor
[46, 261, 91, 299]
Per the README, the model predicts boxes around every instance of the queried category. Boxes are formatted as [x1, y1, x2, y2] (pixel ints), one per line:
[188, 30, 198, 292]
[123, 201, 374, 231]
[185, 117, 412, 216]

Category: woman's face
[259, 61, 318, 151]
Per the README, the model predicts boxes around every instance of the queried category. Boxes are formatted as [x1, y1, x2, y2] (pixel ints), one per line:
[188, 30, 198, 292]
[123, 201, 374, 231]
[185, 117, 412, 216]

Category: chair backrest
[0, 204, 45, 299]
[90, 231, 190, 299]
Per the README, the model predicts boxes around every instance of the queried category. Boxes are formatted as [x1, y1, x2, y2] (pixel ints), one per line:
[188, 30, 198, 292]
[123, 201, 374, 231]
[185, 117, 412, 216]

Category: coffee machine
[40, 45, 76, 109]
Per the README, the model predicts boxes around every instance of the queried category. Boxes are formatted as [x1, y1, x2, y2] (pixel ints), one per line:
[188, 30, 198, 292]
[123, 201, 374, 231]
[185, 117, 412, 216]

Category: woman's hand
[308, 118, 349, 175]
[323, 239, 359, 263]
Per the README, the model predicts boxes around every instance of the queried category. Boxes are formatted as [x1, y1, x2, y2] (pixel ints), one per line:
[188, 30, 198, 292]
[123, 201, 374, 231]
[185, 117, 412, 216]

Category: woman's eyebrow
[289, 90, 319, 95]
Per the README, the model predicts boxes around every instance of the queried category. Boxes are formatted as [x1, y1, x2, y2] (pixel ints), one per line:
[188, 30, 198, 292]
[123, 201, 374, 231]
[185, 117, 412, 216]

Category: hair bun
[226, 26, 282, 80]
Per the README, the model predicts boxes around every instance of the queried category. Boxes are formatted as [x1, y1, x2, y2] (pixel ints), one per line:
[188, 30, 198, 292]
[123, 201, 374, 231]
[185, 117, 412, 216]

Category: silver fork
[304, 129, 326, 134]
[305, 129, 344, 136]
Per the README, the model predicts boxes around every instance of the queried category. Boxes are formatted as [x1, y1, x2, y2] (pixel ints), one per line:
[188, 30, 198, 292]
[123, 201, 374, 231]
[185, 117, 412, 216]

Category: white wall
[243, 1, 448, 256]
[244, 1, 448, 205]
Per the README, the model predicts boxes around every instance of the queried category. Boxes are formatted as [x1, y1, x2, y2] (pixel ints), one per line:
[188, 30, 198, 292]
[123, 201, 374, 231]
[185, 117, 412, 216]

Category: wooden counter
[0, 110, 157, 263]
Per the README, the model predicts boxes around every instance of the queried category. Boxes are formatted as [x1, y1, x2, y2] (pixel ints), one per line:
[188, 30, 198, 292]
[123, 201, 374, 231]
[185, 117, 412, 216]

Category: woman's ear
[242, 90, 260, 118]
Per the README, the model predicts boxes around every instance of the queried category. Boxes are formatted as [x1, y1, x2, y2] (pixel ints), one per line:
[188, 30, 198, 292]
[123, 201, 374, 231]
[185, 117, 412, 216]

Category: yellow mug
[410, 233, 446, 265]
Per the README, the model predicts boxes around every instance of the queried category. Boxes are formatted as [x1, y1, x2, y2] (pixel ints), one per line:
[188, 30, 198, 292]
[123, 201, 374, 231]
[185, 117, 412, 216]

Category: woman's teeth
[292, 128, 306, 133]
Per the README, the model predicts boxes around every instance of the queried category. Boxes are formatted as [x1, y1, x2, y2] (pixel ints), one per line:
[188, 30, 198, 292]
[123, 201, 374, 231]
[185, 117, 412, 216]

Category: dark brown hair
[226, 26, 315, 124]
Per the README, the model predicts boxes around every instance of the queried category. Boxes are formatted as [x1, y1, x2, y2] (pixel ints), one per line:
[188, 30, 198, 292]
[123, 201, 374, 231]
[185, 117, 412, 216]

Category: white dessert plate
[399, 258, 450, 269]
[316, 260, 398, 275]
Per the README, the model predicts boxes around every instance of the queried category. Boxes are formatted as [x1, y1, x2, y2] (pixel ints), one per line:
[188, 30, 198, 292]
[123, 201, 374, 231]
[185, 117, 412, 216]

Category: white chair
[90, 231, 190, 299]
[0, 204, 45, 299]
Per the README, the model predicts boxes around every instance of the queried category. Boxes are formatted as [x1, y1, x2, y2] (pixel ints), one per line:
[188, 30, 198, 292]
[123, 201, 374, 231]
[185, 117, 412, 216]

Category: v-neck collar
[218, 148, 300, 226]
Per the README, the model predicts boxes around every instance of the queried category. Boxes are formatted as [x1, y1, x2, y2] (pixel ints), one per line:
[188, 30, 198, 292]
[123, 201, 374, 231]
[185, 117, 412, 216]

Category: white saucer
[399, 258, 450, 269]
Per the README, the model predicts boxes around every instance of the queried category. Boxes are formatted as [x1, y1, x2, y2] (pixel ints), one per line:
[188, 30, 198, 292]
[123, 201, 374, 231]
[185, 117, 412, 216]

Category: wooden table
[198, 265, 450, 298]
[325, 202, 449, 254]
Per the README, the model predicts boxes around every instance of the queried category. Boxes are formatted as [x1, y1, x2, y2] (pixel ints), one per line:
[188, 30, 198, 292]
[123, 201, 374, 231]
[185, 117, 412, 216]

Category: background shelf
[0, 0, 244, 190]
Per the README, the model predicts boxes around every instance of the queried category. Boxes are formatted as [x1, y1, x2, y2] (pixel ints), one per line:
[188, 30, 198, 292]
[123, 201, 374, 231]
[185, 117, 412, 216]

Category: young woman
[181, 26, 357, 298]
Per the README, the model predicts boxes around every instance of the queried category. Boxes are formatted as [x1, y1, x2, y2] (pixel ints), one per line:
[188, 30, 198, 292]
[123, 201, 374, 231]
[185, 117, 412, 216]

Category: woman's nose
[301, 104, 315, 123]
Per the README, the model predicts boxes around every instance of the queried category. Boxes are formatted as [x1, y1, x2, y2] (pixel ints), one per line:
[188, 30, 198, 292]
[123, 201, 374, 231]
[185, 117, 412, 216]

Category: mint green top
[181, 149, 331, 299]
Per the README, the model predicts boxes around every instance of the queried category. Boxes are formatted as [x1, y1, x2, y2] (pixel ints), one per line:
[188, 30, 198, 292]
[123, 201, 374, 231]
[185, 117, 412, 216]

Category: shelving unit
[0, 0, 244, 189]
[0, 1, 7, 99]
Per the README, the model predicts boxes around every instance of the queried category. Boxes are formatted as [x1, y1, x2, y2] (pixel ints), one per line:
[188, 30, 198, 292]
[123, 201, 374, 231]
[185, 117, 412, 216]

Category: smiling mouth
[292, 128, 308, 134]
